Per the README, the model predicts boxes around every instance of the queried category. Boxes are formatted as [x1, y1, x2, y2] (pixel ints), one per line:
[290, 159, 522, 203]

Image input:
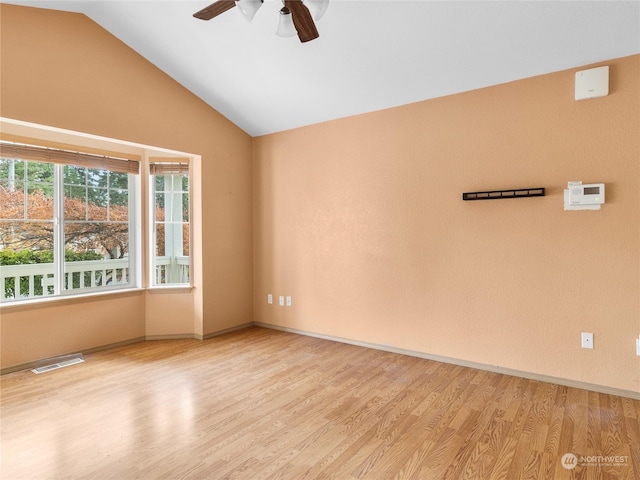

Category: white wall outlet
[267, 294, 273, 304]
[279, 295, 284, 306]
[286, 296, 292, 307]
[581, 332, 594, 349]
[636, 336, 640, 356]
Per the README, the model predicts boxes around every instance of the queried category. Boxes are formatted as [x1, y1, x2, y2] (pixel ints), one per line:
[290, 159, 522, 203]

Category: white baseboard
[146, 323, 255, 341]
[5, 322, 638, 400]
[0, 336, 146, 375]
[0, 324, 252, 374]
[253, 322, 640, 400]
[145, 334, 200, 341]
[202, 322, 255, 340]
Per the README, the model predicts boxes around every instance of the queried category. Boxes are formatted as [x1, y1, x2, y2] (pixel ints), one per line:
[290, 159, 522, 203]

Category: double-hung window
[0, 142, 139, 302]
[149, 161, 190, 286]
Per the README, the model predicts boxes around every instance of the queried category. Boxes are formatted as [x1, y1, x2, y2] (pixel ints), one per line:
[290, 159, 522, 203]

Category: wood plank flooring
[1, 326, 639, 479]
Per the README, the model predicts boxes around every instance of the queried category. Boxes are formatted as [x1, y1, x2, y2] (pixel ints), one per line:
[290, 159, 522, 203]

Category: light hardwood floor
[1, 326, 639, 479]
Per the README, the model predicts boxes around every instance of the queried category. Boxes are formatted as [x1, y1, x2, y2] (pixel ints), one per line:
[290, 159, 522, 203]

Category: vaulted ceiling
[4, 1, 640, 136]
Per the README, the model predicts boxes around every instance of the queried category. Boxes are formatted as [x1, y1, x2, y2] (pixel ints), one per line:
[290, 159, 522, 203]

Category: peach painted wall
[0, 5, 252, 367]
[1, 293, 146, 365]
[253, 55, 640, 393]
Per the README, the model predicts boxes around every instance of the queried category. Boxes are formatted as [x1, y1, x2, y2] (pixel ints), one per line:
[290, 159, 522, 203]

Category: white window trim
[1, 161, 139, 300]
[147, 155, 193, 288]
[0, 117, 196, 305]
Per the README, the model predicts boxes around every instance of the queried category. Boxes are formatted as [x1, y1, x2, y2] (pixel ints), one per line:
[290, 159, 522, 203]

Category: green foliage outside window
[1, 249, 103, 298]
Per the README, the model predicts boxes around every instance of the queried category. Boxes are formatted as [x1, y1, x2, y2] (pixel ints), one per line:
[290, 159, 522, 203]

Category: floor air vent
[32, 353, 84, 374]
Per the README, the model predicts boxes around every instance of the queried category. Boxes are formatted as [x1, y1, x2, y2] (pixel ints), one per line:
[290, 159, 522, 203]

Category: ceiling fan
[194, 0, 329, 43]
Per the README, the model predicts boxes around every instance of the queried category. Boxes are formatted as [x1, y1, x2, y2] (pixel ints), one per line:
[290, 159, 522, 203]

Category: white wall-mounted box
[569, 182, 604, 205]
[564, 181, 605, 211]
[575, 66, 609, 100]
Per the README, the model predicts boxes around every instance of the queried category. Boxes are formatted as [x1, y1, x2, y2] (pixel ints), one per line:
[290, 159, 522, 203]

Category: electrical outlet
[267, 294, 273, 304]
[636, 336, 640, 356]
[581, 332, 593, 349]
[286, 296, 292, 307]
[279, 296, 284, 306]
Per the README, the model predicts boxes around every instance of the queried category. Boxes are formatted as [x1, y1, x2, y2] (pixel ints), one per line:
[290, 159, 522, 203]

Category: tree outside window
[1, 151, 136, 301]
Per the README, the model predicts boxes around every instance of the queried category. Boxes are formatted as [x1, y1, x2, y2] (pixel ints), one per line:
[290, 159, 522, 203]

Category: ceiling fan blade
[284, 0, 319, 43]
[193, 0, 236, 20]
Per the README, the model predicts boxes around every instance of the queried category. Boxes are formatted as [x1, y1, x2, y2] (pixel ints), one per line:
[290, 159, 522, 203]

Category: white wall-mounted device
[564, 181, 605, 211]
[575, 66, 609, 100]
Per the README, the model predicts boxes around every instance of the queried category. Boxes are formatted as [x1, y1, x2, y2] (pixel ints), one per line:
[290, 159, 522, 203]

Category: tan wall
[253, 55, 640, 393]
[1, 292, 146, 364]
[0, 5, 253, 367]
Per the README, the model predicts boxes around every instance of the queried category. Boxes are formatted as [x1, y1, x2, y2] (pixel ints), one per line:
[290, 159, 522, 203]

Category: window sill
[0, 288, 145, 312]
[147, 285, 194, 294]
[0, 285, 195, 312]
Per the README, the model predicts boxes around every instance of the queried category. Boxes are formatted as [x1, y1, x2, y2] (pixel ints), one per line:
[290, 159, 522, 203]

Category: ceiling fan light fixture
[276, 7, 297, 37]
[236, 0, 263, 22]
[304, 0, 329, 20]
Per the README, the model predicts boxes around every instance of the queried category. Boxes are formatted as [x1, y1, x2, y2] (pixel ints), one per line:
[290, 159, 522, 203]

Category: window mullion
[53, 164, 65, 296]
[19, 161, 27, 220]
[130, 171, 141, 288]
[171, 176, 184, 283]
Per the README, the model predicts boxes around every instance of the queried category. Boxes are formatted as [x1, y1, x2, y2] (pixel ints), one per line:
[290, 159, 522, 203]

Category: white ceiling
[4, 1, 640, 136]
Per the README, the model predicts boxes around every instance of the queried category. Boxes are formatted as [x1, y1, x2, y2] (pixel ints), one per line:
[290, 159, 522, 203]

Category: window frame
[0, 117, 198, 306]
[147, 158, 192, 289]
[0, 144, 141, 302]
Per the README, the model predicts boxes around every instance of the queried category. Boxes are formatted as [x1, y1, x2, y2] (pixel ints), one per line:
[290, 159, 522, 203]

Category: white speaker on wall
[575, 66, 609, 100]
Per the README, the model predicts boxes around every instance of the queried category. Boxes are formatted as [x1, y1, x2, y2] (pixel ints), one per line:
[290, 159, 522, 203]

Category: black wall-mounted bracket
[462, 187, 545, 201]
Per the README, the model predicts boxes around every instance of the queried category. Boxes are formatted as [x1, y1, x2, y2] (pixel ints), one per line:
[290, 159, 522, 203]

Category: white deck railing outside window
[1, 256, 189, 301]
[154, 256, 190, 285]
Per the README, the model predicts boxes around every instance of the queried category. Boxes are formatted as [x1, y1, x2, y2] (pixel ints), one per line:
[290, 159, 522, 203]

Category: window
[0, 143, 139, 302]
[62, 165, 133, 290]
[149, 161, 190, 286]
[0, 158, 55, 299]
